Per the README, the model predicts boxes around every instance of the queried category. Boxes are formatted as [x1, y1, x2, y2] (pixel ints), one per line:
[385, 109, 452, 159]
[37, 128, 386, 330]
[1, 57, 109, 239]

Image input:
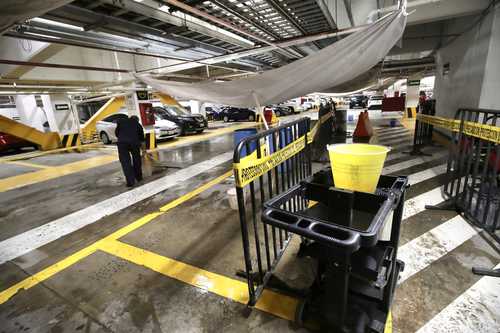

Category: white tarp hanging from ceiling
[136, 5, 407, 108]
[0, 0, 74, 35]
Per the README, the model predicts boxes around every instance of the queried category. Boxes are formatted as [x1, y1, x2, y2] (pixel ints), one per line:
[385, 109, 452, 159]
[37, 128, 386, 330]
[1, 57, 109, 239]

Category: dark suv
[152, 105, 207, 135]
[349, 95, 367, 109]
[220, 107, 256, 122]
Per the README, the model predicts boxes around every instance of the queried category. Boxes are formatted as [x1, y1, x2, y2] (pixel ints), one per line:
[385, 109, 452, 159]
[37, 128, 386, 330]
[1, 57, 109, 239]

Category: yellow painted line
[98, 239, 298, 321]
[385, 311, 392, 333]
[0, 143, 103, 163]
[0, 245, 99, 305]
[0, 154, 118, 193]
[5, 160, 50, 169]
[0, 124, 250, 191]
[0, 170, 232, 305]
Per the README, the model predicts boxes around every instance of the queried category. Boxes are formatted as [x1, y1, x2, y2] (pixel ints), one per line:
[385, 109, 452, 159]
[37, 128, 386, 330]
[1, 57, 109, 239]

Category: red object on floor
[353, 112, 373, 138]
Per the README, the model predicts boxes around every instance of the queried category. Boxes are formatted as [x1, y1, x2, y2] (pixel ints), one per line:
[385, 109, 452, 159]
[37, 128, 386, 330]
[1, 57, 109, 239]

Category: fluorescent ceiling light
[31, 17, 84, 31]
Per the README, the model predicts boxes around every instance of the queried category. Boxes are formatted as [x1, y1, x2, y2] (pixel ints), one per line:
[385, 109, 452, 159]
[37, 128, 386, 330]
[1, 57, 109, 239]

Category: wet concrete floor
[0, 114, 498, 332]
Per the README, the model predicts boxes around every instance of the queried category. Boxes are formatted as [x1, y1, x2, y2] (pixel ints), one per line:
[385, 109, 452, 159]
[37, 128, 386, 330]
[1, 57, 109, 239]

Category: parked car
[96, 112, 180, 144]
[0, 132, 36, 152]
[349, 95, 367, 109]
[152, 105, 207, 135]
[220, 107, 256, 122]
[266, 105, 293, 117]
[279, 102, 304, 114]
[205, 106, 223, 121]
[367, 95, 384, 110]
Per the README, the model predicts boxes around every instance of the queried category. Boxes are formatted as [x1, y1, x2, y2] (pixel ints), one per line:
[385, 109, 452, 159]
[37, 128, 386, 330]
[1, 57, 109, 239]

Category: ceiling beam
[343, 0, 355, 27]
[98, 0, 254, 48]
[315, 0, 338, 30]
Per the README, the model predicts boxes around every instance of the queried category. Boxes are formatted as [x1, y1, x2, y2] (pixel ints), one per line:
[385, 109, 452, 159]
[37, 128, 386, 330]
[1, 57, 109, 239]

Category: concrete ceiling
[0, 0, 494, 91]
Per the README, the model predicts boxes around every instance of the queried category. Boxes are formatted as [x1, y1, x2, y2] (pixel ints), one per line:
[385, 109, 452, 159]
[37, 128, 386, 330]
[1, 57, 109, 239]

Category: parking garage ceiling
[0, 0, 494, 89]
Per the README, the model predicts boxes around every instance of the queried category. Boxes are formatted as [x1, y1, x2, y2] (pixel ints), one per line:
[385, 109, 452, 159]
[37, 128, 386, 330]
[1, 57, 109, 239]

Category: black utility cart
[261, 168, 408, 333]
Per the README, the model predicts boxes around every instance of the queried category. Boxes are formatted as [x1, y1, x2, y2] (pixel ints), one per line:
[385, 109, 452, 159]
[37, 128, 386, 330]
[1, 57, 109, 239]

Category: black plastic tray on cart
[261, 168, 408, 254]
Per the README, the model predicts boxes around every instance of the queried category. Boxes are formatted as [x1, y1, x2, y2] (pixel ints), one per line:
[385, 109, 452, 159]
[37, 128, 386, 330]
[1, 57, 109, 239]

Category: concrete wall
[434, 9, 496, 118]
[479, 3, 500, 109]
[0, 37, 48, 75]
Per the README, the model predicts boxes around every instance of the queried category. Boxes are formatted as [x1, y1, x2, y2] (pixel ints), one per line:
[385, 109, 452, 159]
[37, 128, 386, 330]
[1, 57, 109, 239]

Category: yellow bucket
[327, 144, 390, 193]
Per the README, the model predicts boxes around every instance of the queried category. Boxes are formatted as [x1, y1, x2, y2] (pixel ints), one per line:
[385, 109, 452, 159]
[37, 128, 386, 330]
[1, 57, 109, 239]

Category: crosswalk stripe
[407, 163, 447, 185]
[383, 151, 448, 175]
[397, 215, 478, 284]
[416, 263, 500, 333]
[377, 132, 412, 141]
[402, 187, 444, 220]
[379, 137, 414, 147]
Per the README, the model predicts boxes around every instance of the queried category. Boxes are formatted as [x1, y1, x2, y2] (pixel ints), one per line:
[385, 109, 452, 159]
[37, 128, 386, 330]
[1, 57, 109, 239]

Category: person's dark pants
[117, 142, 142, 186]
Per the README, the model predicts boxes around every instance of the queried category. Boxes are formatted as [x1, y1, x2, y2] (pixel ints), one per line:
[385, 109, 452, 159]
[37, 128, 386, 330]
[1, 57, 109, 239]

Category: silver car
[96, 112, 180, 144]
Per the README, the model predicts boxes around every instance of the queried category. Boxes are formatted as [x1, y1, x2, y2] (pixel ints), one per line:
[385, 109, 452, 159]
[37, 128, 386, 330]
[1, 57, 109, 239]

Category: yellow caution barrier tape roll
[234, 135, 306, 188]
[417, 114, 500, 144]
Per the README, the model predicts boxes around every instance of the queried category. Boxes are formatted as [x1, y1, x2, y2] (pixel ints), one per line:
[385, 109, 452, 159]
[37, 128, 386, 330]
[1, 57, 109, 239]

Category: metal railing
[407, 100, 436, 156]
[443, 108, 500, 241]
[233, 118, 311, 305]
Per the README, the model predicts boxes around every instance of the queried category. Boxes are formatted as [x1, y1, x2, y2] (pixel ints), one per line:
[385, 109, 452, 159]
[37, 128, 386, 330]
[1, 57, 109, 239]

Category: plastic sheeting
[136, 7, 407, 108]
[0, 0, 74, 35]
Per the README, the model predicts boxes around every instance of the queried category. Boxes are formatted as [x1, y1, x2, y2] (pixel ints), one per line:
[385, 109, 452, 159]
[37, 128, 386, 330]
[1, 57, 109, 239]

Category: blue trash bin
[234, 129, 258, 158]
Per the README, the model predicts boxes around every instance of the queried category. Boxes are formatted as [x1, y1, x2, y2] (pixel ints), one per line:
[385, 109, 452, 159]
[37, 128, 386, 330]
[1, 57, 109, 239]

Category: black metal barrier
[407, 99, 436, 156]
[426, 108, 500, 277]
[233, 118, 312, 305]
[443, 109, 500, 237]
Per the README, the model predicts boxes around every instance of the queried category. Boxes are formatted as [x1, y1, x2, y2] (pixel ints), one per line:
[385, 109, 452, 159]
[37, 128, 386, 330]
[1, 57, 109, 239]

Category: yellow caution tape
[234, 135, 306, 188]
[417, 114, 500, 144]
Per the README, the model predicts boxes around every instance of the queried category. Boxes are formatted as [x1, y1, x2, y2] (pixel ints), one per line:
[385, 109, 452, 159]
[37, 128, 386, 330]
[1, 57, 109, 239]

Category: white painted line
[397, 215, 478, 284]
[416, 264, 500, 333]
[403, 187, 444, 220]
[407, 163, 447, 185]
[0, 152, 233, 264]
[377, 132, 412, 141]
[382, 151, 448, 175]
[376, 127, 407, 134]
[376, 127, 410, 135]
[378, 136, 413, 146]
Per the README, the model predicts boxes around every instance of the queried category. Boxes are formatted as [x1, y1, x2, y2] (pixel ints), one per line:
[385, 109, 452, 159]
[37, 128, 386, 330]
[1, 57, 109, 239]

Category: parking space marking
[0, 153, 233, 264]
[98, 239, 298, 321]
[0, 170, 232, 305]
[0, 154, 118, 193]
[0, 123, 256, 192]
[4, 160, 51, 169]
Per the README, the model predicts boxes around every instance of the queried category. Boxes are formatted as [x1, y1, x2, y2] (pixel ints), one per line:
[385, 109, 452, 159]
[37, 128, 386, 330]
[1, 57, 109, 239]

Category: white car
[279, 102, 304, 114]
[96, 112, 180, 144]
[367, 95, 384, 110]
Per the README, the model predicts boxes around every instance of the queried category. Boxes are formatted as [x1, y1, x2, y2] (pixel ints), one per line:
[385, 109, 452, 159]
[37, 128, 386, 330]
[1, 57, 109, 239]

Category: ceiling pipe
[0, 59, 130, 73]
[139, 22, 370, 74]
[162, 0, 301, 58]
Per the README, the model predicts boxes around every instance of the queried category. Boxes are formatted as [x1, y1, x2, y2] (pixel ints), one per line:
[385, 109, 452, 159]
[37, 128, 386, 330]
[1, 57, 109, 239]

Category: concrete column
[46, 94, 79, 135]
[406, 77, 421, 109]
[189, 100, 200, 114]
[434, 4, 500, 118]
[15, 95, 49, 132]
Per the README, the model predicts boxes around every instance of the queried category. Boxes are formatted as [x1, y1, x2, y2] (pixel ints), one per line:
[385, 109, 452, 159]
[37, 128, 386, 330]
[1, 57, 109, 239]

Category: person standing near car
[115, 115, 145, 187]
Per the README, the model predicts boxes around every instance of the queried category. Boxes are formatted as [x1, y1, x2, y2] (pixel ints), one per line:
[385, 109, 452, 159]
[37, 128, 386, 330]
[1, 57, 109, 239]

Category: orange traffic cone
[353, 112, 373, 138]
